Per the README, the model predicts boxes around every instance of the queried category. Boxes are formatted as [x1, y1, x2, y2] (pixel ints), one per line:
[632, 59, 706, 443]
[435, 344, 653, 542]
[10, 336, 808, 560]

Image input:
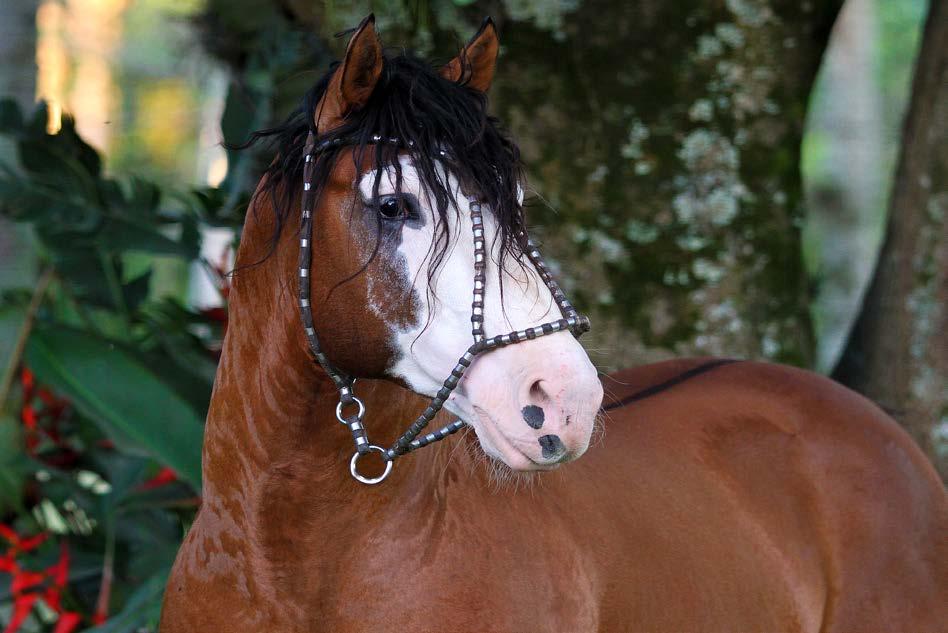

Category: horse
[160, 16, 946, 632]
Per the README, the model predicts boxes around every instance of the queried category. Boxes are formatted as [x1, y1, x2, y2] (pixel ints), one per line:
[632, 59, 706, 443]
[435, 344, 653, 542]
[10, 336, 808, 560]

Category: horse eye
[378, 196, 412, 221]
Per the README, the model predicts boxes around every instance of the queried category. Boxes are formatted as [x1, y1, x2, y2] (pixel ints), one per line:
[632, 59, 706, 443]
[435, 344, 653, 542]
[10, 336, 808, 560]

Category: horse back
[585, 359, 946, 632]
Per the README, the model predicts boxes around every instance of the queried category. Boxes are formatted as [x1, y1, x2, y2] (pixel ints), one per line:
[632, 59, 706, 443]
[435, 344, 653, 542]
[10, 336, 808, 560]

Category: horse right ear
[315, 14, 383, 130]
[440, 17, 500, 93]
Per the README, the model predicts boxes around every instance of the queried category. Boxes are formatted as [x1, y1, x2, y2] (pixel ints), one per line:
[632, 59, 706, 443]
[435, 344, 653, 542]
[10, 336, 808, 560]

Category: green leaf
[121, 269, 152, 313]
[79, 568, 168, 633]
[98, 218, 199, 258]
[17, 107, 102, 179]
[121, 480, 198, 513]
[0, 98, 24, 133]
[140, 351, 213, 419]
[24, 327, 203, 488]
[123, 177, 162, 217]
[46, 249, 121, 311]
[0, 414, 27, 515]
[91, 451, 150, 505]
[25, 101, 48, 136]
[1, 170, 103, 230]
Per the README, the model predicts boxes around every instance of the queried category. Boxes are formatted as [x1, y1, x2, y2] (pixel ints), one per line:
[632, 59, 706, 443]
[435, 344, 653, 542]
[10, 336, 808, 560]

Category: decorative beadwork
[470, 202, 487, 343]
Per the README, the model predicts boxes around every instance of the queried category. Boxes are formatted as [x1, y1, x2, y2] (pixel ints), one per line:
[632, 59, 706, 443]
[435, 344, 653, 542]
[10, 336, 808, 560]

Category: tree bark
[833, 0, 947, 478]
[486, 0, 843, 370]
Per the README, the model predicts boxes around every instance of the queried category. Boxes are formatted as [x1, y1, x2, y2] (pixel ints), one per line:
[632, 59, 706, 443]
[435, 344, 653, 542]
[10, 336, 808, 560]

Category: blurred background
[0, 0, 944, 630]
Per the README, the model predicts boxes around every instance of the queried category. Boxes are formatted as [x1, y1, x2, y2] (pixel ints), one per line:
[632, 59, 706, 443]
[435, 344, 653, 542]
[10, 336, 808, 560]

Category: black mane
[239, 50, 526, 286]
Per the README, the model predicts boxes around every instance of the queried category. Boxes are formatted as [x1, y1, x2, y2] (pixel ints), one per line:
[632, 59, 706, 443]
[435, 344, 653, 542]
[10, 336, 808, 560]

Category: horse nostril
[529, 379, 545, 399]
[522, 405, 545, 429]
[538, 434, 565, 459]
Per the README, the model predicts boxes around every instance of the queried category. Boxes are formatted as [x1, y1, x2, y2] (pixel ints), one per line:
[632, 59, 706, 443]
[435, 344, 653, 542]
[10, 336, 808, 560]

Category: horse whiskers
[579, 347, 614, 354]
[432, 424, 476, 482]
[485, 459, 527, 493]
[449, 431, 543, 493]
[484, 452, 547, 494]
[590, 411, 608, 450]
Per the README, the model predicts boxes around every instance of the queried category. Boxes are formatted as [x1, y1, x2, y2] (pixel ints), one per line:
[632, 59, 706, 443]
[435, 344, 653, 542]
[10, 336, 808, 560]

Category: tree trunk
[483, 0, 845, 370]
[833, 0, 947, 478]
[201, 1, 844, 371]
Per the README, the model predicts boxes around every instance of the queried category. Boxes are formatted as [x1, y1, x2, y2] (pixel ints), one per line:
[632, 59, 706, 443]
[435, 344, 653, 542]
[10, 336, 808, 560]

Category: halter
[298, 131, 590, 484]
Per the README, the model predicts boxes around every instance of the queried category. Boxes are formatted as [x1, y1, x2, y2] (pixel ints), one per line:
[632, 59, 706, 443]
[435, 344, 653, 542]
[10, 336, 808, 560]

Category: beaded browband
[298, 131, 590, 484]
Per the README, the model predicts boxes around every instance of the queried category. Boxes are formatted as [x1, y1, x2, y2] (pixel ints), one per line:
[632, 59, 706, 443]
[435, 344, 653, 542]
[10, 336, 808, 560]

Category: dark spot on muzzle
[522, 405, 545, 429]
[538, 434, 565, 460]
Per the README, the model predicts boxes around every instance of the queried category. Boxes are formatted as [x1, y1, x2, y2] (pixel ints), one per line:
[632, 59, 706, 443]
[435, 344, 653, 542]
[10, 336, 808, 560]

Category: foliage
[0, 99, 229, 632]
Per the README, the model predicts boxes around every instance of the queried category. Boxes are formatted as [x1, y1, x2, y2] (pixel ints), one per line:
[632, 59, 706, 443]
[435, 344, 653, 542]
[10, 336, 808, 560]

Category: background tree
[834, 0, 947, 477]
[483, 0, 842, 370]
[209, 0, 845, 372]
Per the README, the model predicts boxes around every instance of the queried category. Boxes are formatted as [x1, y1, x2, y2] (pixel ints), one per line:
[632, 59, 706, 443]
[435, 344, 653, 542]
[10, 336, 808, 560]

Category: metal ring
[350, 446, 393, 485]
[335, 397, 365, 425]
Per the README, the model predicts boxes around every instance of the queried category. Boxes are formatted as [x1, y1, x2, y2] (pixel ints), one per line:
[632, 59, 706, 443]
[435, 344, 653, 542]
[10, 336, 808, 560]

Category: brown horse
[161, 16, 946, 633]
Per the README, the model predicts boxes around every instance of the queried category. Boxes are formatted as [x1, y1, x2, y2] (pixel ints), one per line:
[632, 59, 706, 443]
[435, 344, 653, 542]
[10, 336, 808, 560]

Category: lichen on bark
[487, 0, 840, 367]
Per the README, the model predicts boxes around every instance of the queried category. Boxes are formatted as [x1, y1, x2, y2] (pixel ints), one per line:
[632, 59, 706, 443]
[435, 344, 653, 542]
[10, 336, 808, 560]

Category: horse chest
[300, 494, 601, 632]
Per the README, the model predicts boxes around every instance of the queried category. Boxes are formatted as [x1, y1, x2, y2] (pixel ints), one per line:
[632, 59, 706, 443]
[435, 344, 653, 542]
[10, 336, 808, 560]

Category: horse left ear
[316, 14, 384, 130]
[440, 18, 499, 93]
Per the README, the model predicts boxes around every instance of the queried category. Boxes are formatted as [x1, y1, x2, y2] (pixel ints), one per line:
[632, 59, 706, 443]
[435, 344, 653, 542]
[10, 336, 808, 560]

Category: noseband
[298, 131, 590, 484]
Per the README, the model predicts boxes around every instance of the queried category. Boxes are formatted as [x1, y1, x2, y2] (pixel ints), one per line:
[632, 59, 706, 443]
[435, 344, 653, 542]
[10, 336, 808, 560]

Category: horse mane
[236, 50, 526, 290]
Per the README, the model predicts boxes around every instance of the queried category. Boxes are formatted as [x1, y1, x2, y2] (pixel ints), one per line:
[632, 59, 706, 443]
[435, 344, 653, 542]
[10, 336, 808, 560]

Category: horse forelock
[237, 51, 527, 294]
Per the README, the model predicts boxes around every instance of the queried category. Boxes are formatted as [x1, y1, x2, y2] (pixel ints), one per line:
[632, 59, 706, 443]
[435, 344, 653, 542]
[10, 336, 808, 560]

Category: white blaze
[358, 159, 553, 397]
[358, 157, 602, 470]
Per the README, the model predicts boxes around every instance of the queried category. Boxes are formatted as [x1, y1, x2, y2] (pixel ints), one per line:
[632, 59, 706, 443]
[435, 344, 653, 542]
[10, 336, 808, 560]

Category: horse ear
[315, 14, 383, 130]
[440, 18, 499, 93]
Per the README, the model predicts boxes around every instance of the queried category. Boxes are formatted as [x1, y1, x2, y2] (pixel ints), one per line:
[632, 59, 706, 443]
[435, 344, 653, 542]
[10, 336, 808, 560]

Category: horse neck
[200, 206, 480, 529]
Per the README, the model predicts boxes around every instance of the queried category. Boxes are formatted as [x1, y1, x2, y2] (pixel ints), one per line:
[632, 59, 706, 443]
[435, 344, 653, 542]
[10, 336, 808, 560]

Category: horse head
[247, 15, 603, 475]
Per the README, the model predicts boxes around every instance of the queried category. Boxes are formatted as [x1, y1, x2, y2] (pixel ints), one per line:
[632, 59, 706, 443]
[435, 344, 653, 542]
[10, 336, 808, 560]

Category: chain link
[335, 397, 366, 425]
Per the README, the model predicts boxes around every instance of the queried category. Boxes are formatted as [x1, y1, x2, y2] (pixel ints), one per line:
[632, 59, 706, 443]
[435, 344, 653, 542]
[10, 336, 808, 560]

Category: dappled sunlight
[35, 1, 67, 133]
[66, 0, 126, 151]
[136, 79, 193, 171]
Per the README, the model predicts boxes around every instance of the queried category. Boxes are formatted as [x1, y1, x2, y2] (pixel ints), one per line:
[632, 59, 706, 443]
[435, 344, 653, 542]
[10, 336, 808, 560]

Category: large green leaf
[98, 218, 199, 258]
[24, 327, 203, 488]
[0, 414, 28, 515]
[80, 568, 168, 633]
[17, 107, 102, 179]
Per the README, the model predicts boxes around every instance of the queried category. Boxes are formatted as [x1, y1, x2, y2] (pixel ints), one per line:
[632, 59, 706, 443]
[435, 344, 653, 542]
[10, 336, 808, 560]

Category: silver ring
[350, 446, 393, 485]
[335, 397, 365, 425]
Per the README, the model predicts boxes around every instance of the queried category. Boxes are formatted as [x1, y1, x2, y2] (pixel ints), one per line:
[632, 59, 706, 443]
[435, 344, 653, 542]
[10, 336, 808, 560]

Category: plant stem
[0, 266, 55, 415]
[95, 517, 116, 623]
[98, 249, 130, 326]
